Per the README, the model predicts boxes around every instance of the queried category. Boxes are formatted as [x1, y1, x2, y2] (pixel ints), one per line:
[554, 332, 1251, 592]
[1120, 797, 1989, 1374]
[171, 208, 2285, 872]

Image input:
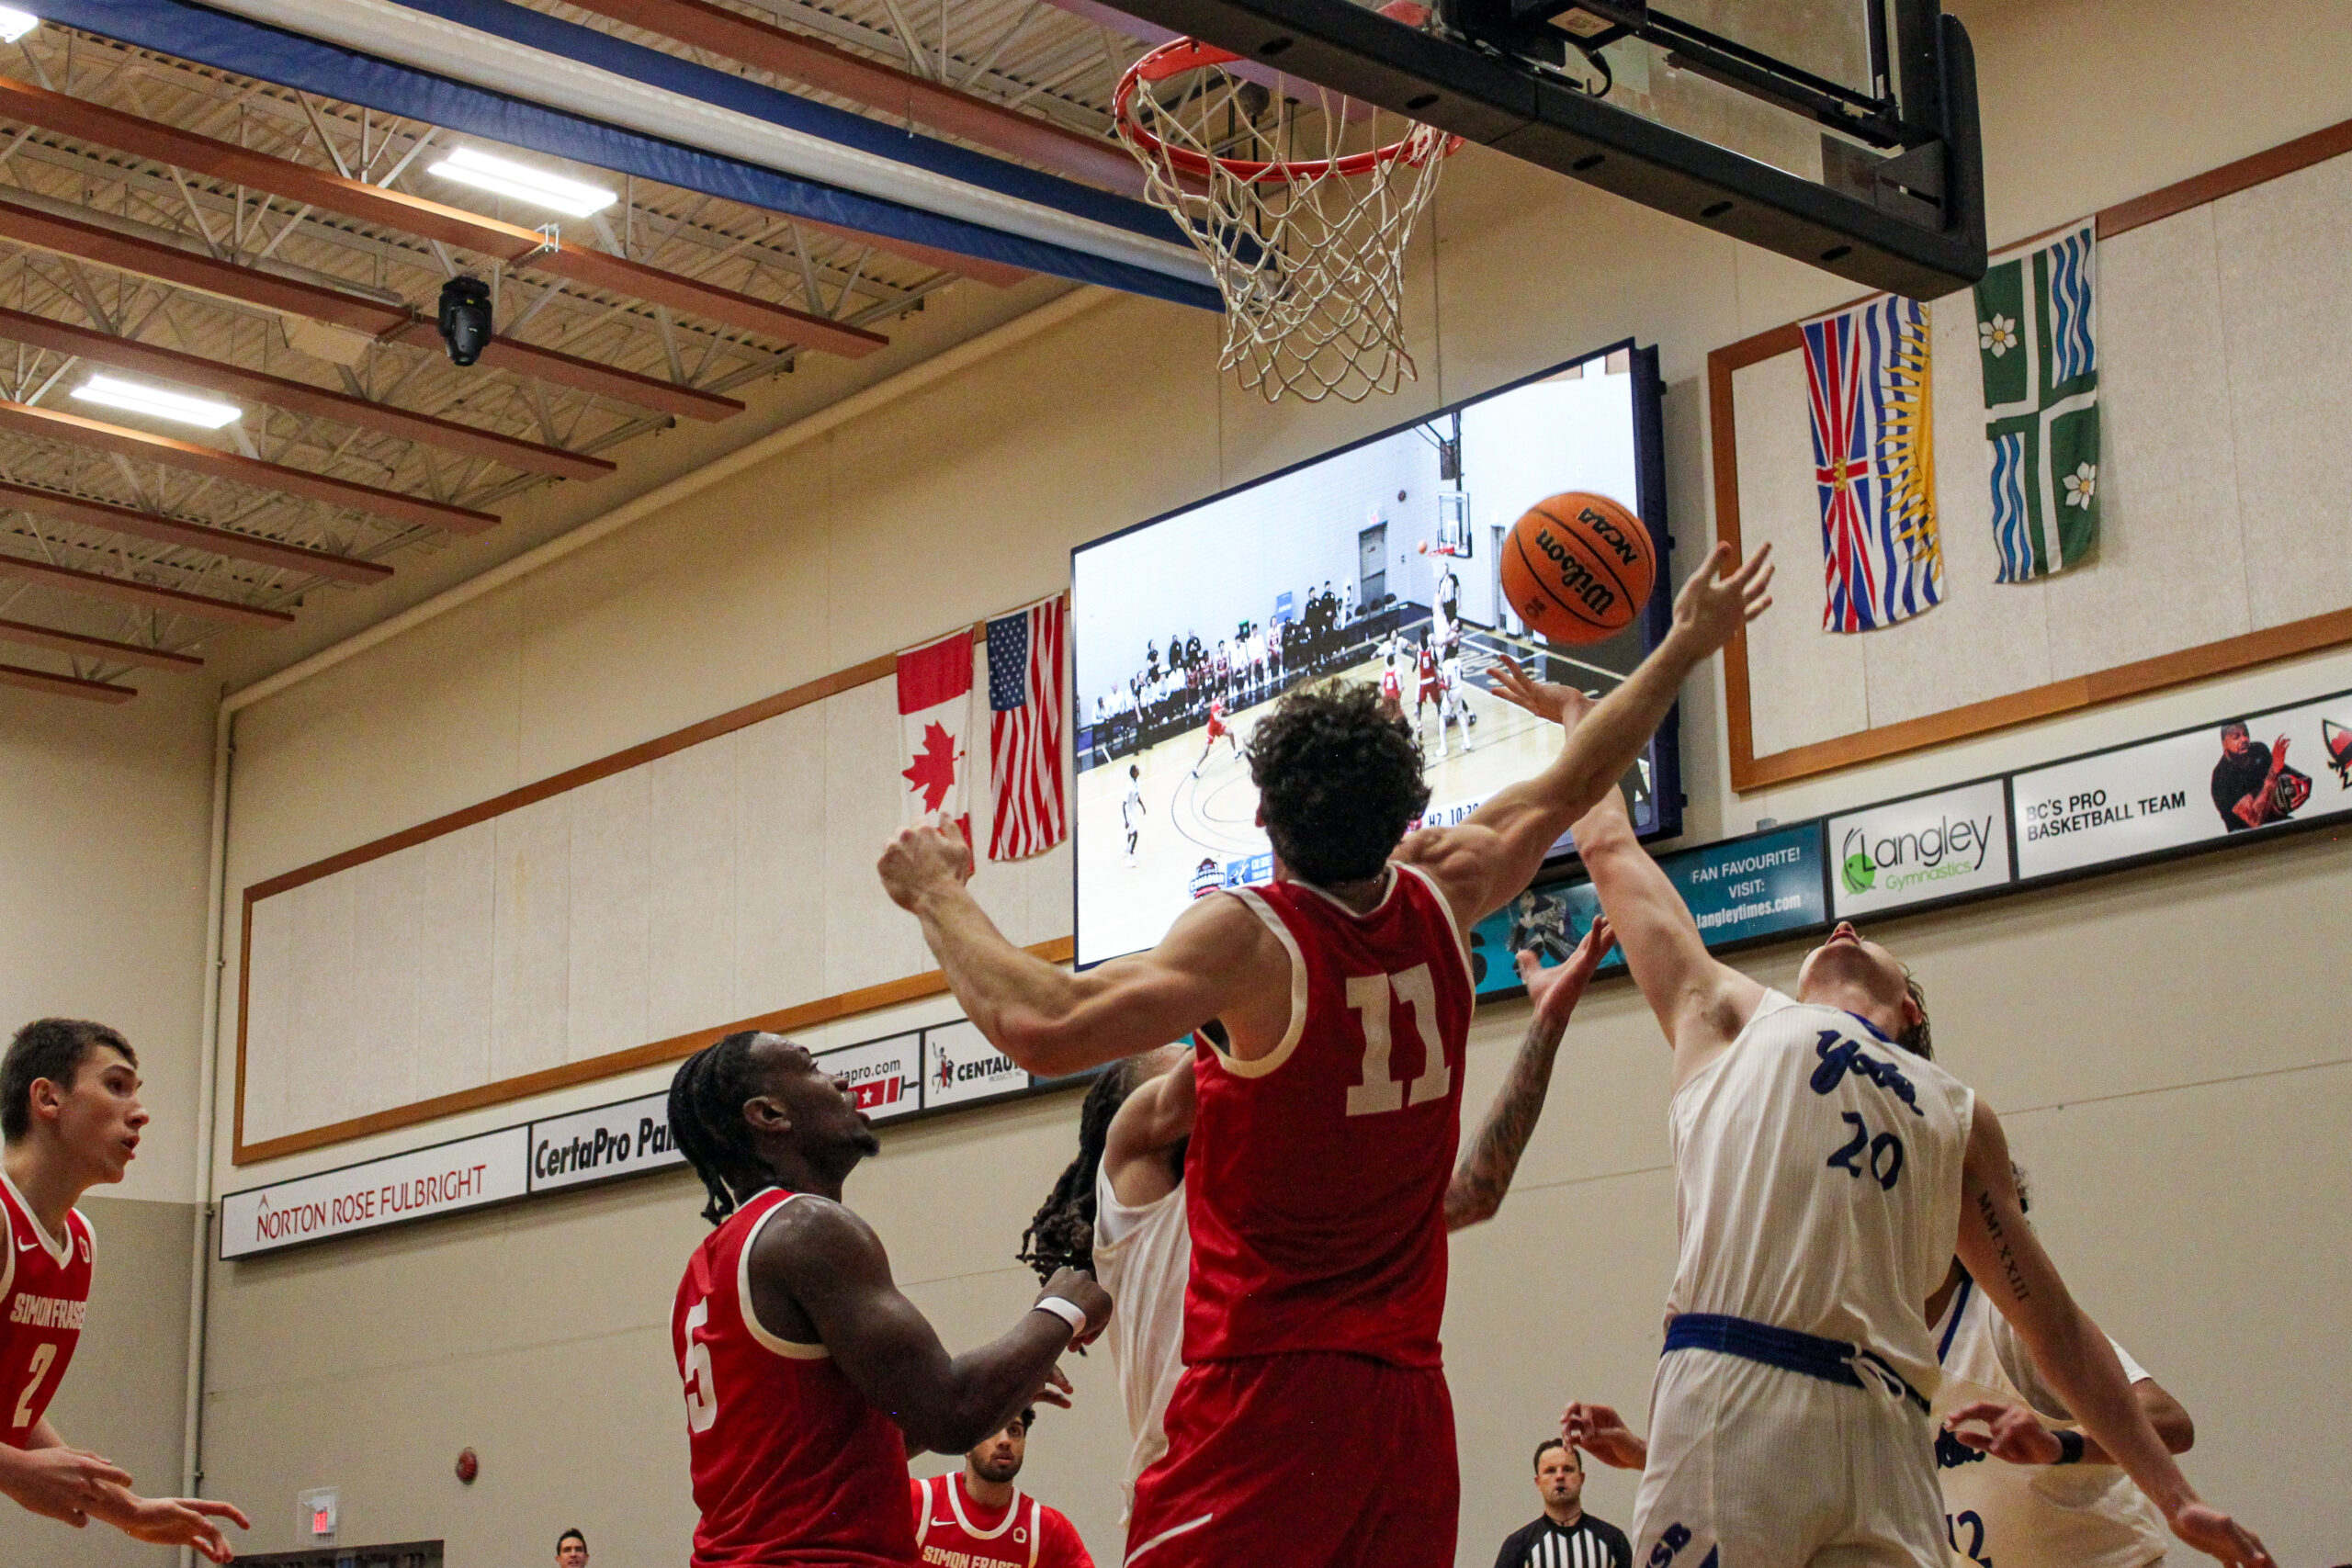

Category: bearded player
[0, 1019, 249, 1561]
[910, 1408, 1095, 1568]
[1485, 665, 2273, 1568]
[878, 541, 1772, 1568]
[666, 1032, 1110, 1568]
[1017, 921, 1616, 1520]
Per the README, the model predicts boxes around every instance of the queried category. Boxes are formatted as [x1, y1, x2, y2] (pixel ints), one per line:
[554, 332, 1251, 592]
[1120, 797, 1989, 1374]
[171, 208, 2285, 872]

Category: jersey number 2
[11, 1342, 56, 1430]
[1344, 964, 1450, 1117]
[681, 1299, 718, 1433]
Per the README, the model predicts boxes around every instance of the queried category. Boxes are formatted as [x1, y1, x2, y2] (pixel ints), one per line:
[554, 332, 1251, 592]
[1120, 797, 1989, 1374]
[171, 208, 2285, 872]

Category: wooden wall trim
[1710, 117, 2352, 792]
[232, 614, 1020, 1167]
[232, 936, 1076, 1167]
[245, 625, 992, 902]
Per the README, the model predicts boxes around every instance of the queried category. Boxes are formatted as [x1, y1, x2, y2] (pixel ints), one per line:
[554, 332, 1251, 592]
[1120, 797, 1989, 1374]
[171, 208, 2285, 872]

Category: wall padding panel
[239, 645, 1067, 1151]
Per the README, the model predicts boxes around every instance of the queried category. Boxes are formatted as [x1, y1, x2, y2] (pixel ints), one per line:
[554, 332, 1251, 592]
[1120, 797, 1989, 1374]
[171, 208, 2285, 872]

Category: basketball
[1500, 491, 1654, 644]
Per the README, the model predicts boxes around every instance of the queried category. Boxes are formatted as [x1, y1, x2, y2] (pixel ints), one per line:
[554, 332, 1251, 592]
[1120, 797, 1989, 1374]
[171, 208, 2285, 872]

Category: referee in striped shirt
[1492, 1439, 1630, 1568]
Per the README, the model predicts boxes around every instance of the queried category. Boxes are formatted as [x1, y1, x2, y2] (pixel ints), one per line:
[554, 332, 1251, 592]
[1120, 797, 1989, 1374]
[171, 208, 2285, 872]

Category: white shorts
[1634, 1348, 1946, 1568]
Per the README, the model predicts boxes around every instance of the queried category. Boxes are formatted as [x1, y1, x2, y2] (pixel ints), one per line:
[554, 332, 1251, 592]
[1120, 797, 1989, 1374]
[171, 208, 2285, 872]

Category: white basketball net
[1116, 40, 1458, 404]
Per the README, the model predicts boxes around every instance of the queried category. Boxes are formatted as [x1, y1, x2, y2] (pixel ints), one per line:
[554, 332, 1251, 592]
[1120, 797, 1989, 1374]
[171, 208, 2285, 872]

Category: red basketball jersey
[674, 1188, 919, 1568]
[909, 1473, 1096, 1568]
[0, 1175, 94, 1448]
[1182, 864, 1473, 1368]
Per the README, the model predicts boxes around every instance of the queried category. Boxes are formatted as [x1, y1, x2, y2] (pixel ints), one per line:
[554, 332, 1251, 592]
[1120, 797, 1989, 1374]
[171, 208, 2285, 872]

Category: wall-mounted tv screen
[1070, 341, 1679, 967]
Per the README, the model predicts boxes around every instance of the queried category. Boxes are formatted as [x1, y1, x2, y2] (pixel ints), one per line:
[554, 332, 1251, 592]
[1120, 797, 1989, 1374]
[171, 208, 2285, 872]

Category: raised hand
[877, 816, 977, 910]
[1517, 916, 1616, 1032]
[1036, 1266, 1114, 1350]
[1560, 1400, 1648, 1470]
[1669, 540, 1774, 654]
[1488, 655, 1596, 732]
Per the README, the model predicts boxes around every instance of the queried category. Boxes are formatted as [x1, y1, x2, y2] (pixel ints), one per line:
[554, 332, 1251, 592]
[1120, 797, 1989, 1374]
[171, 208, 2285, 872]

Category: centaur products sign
[222, 1017, 1033, 1259]
[1830, 779, 2013, 919]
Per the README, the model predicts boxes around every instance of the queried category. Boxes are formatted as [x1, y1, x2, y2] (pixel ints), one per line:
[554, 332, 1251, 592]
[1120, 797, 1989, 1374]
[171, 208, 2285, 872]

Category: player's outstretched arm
[761, 1195, 1111, 1455]
[879, 818, 1266, 1077]
[1570, 785, 1762, 1062]
[1102, 1049, 1196, 1200]
[1945, 1374, 2194, 1466]
[1445, 918, 1615, 1230]
[1424, 542, 1771, 924]
[1955, 1104, 2273, 1568]
[0, 1418, 248, 1562]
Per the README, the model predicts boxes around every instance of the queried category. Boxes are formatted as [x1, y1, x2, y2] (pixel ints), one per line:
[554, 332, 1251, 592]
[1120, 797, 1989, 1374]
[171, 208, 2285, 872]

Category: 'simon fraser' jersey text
[1183, 863, 1474, 1367]
[0, 1172, 94, 1447]
[673, 1188, 918, 1568]
[910, 1473, 1096, 1568]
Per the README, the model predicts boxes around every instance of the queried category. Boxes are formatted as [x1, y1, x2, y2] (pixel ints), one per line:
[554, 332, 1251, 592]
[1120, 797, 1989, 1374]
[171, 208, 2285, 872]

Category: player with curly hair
[879, 542, 1770, 1568]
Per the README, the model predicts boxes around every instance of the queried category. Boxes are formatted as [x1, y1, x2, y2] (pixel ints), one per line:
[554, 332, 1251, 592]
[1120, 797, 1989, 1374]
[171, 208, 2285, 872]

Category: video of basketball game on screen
[1071, 350, 1669, 966]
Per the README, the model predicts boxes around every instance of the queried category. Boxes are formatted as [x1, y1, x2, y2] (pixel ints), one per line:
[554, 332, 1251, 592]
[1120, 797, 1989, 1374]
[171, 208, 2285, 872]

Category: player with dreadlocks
[668, 1031, 1112, 1568]
[884, 543, 1772, 1568]
[1018, 920, 1619, 1523]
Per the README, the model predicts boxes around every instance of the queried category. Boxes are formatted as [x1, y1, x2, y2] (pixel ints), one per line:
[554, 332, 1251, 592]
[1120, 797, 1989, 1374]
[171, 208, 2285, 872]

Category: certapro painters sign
[223, 1016, 1033, 1259]
[1830, 780, 2013, 918]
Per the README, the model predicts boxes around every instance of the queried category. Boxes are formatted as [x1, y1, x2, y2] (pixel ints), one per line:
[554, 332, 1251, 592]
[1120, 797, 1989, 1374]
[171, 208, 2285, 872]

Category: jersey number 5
[1344, 964, 1450, 1117]
[681, 1299, 718, 1432]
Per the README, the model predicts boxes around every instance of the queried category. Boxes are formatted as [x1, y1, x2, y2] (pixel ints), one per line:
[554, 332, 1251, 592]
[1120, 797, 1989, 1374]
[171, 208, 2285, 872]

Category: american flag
[986, 595, 1068, 861]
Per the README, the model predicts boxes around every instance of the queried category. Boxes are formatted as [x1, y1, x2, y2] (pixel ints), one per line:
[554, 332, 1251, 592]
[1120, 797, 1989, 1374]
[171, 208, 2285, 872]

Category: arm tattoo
[1976, 1187, 2032, 1303]
[1445, 1017, 1566, 1227]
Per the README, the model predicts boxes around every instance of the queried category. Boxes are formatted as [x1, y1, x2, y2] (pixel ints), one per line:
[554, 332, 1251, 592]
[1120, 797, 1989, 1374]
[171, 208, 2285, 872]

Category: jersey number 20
[1344, 964, 1450, 1117]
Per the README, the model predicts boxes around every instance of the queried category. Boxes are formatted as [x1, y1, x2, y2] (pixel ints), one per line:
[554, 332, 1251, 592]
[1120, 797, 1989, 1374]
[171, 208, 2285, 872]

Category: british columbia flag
[1801, 295, 1942, 633]
[986, 595, 1068, 861]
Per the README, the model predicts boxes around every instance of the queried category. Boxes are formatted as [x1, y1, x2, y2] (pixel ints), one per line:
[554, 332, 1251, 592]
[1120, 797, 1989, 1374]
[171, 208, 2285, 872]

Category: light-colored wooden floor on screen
[1075, 653, 1566, 959]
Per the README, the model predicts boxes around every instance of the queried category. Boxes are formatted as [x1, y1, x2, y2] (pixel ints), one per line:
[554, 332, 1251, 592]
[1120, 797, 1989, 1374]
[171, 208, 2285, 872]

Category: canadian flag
[896, 628, 974, 841]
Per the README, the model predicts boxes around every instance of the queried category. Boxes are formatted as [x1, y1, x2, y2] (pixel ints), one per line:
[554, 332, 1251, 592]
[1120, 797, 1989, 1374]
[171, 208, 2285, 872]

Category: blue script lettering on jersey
[1808, 1030, 1925, 1116]
[1936, 1428, 1989, 1470]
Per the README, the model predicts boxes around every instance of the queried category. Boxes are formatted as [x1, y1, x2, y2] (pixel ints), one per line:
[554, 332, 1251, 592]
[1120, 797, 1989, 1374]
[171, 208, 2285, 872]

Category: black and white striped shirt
[1492, 1513, 1631, 1568]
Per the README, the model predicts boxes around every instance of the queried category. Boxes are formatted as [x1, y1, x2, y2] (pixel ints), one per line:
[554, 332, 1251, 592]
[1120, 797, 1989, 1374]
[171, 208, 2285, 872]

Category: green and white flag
[1974, 220, 2098, 580]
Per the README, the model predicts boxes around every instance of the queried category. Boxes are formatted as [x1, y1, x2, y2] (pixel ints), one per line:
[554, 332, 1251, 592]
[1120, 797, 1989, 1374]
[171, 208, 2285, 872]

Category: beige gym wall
[176, 0, 2351, 1564]
[0, 675, 212, 1564]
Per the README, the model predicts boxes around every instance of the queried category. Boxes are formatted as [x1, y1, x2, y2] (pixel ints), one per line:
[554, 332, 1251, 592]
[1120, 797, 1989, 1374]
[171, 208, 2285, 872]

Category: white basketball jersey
[1930, 1276, 2168, 1568]
[1665, 990, 1974, 1400]
[1092, 1165, 1190, 1516]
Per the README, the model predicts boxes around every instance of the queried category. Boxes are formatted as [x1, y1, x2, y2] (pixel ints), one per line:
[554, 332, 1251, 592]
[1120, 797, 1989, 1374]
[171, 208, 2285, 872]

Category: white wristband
[1033, 1296, 1088, 1337]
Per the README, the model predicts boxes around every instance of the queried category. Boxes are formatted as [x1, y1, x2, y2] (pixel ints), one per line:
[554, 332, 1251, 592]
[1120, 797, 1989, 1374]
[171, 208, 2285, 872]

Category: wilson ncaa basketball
[1500, 491, 1655, 644]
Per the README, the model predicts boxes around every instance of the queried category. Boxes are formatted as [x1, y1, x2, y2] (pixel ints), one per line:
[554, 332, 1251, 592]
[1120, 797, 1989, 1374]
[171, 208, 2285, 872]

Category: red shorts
[1206, 717, 1227, 740]
[1125, 1353, 1457, 1568]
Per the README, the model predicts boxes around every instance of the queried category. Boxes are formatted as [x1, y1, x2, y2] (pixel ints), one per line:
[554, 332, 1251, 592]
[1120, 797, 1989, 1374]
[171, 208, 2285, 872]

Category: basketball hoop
[1114, 17, 1461, 404]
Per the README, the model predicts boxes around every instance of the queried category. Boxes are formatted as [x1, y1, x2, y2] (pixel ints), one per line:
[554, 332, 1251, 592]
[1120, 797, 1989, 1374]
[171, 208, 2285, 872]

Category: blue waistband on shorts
[1662, 1312, 1929, 1415]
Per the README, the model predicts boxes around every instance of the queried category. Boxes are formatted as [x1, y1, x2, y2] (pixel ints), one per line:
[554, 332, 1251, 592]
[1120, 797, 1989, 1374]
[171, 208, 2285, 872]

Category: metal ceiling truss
[0, 19, 976, 698]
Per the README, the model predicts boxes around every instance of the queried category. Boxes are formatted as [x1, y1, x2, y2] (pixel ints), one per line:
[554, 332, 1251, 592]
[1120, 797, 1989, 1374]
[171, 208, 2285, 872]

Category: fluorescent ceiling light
[426, 146, 617, 217]
[72, 374, 242, 430]
[0, 8, 38, 44]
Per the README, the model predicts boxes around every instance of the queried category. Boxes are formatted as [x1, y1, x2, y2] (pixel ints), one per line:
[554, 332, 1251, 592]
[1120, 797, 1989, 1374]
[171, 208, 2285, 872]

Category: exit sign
[298, 1487, 339, 1541]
